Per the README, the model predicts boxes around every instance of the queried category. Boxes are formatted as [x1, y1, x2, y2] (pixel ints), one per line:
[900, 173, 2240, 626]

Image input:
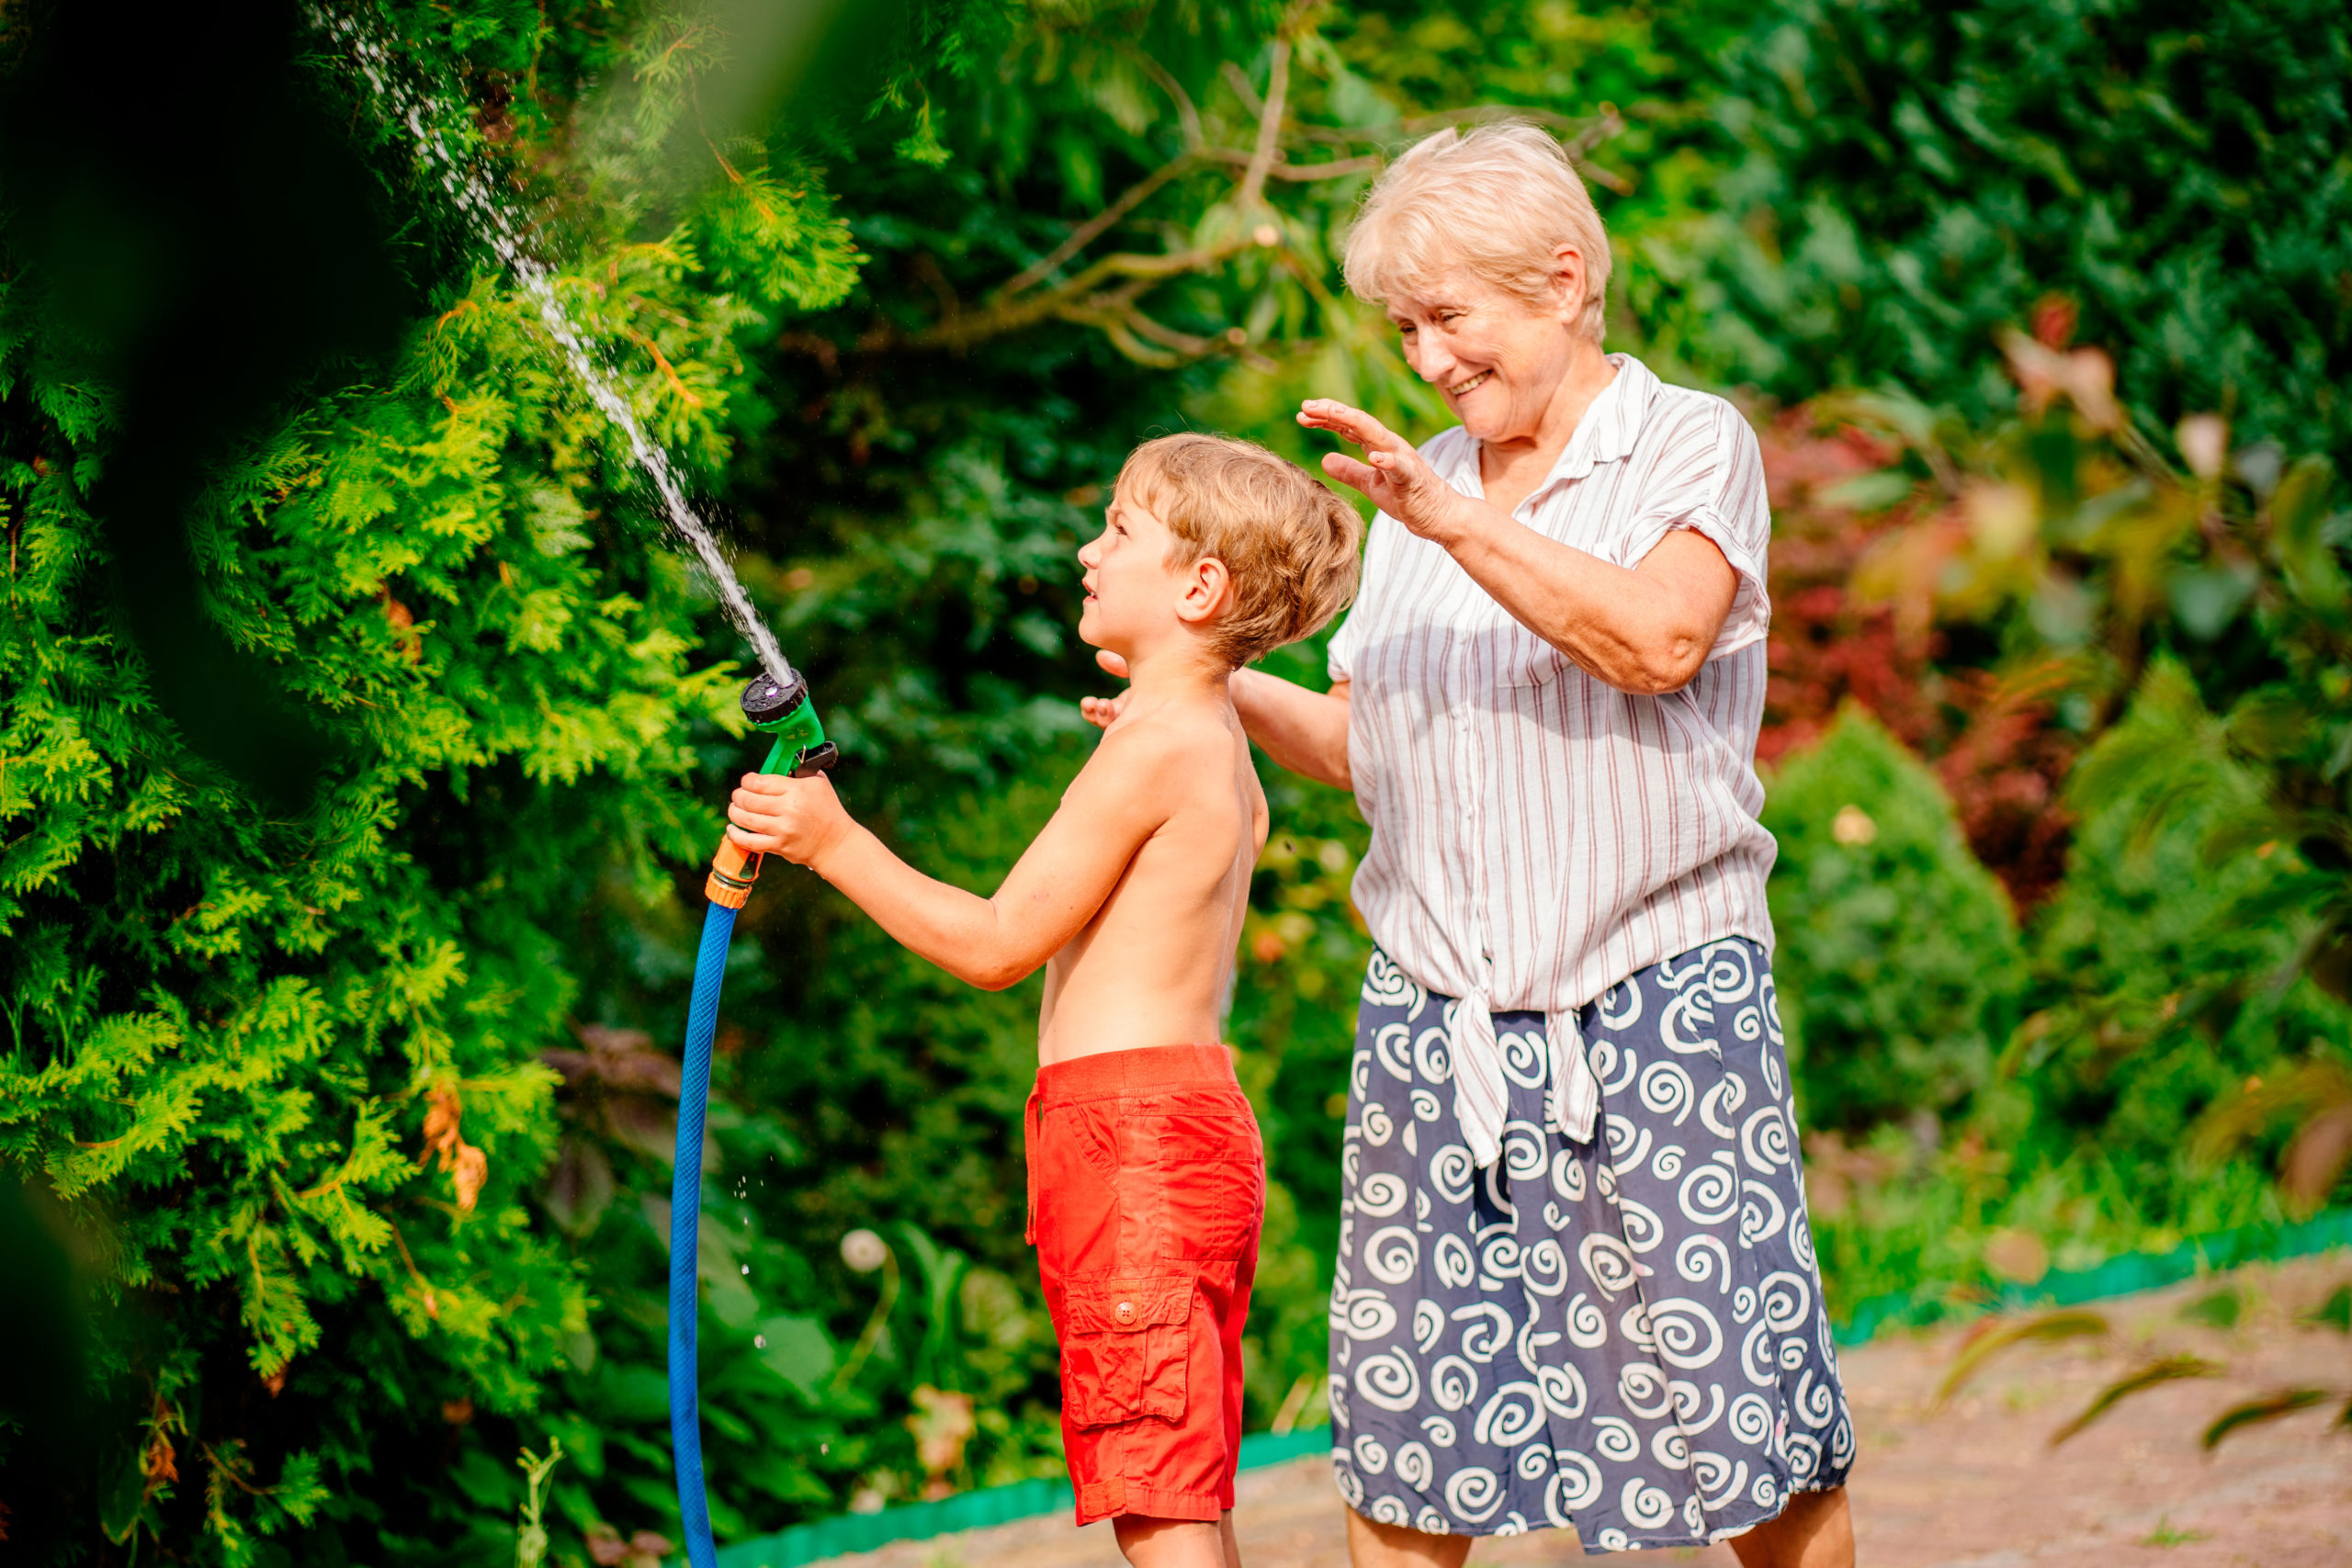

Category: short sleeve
[1611, 399, 1771, 660]
[1326, 597, 1365, 683]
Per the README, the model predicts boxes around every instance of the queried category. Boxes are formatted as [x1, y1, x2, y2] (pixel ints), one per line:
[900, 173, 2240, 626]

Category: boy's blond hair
[1118, 433, 1363, 668]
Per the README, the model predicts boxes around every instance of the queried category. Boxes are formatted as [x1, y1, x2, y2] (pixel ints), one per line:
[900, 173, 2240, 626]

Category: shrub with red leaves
[1758, 410, 2077, 909]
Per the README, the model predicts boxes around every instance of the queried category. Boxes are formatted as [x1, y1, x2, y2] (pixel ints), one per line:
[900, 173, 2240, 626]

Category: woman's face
[1385, 264, 1584, 444]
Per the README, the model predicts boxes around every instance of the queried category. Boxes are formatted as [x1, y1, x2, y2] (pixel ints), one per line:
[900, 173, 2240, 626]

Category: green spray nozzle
[707, 671, 837, 909]
[741, 671, 835, 778]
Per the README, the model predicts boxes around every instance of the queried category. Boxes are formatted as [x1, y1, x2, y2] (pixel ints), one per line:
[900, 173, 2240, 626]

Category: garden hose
[671, 671, 836, 1568]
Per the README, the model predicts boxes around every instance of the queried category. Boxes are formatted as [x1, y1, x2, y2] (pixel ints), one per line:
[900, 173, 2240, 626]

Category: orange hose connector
[706, 838, 762, 909]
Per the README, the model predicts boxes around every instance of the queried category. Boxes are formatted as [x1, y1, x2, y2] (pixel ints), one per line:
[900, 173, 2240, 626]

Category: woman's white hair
[1342, 118, 1611, 344]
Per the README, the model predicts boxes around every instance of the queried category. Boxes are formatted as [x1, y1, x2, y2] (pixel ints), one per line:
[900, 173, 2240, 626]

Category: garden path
[820, 1253, 2352, 1568]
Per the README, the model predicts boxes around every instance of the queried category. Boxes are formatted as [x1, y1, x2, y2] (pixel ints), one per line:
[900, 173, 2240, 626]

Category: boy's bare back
[1037, 688, 1268, 1065]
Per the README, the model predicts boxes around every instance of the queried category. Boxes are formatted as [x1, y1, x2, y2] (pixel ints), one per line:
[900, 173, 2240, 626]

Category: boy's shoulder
[1087, 696, 1242, 788]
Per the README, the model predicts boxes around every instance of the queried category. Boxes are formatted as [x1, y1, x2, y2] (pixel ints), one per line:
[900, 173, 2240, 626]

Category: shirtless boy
[725, 434, 1361, 1568]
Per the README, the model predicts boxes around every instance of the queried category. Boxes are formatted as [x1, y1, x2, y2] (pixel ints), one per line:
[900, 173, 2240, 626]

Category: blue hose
[669, 899, 737, 1568]
[669, 670, 831, 1566]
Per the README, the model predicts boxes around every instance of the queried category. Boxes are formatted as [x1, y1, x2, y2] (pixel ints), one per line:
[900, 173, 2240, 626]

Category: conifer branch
[387, 1220, 440, 1321]
[622, 326, 706, 408]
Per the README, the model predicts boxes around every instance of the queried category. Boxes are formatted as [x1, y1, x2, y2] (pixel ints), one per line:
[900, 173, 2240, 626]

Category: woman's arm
[1234, 671, 1351, 790]
[1299, 399, 1738, 695]
[1450, 525, 1735, 694]
[1081, 652, 1351, 790]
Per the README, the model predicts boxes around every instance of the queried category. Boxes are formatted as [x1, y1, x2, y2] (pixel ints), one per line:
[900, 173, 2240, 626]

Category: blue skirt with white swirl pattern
[1327, 940, 1854, 1553]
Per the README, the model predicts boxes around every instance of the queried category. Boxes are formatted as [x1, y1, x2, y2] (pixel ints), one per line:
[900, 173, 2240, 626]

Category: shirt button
[1114, 1301, 1136, 1325]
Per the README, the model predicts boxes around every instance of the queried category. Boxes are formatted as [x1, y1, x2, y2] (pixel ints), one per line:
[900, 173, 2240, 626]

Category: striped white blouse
[1325, 355, 1777, 1168]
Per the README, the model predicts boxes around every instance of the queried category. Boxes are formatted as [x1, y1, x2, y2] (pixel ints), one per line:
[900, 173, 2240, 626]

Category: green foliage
[0, 0, 1016, 1559]
[1676, 0, 2352, 467]
[0, 236, 752, 1557]
[13, 0, 2348, 1559]
[1772, 314, 2352, 1319]
[1764, 705, 2025, 1130]
[2006, 663, 2350, 1213]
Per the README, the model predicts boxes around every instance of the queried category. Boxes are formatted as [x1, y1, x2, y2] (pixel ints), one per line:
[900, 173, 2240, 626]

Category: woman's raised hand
[1298, 398, 1464, 541]
[1079, 649, 1130, 730]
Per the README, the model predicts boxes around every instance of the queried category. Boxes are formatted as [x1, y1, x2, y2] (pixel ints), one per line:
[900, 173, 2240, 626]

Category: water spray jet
[308, 11, 835, 1565]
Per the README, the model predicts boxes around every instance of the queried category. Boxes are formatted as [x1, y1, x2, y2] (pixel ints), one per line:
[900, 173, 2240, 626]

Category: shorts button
[1114, 1300, 1136, 1325]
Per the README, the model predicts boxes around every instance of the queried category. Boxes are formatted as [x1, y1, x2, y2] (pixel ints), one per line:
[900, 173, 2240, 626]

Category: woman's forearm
[1433, 500, 1733, 695]
[1233, 670, 1351, 791]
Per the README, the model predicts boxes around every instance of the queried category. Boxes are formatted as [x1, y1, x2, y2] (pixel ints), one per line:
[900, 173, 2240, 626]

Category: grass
[2138, 1516, 2209, 1547]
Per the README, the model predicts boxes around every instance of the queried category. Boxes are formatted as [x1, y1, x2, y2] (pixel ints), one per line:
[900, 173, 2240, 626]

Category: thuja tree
[0, 0, 893, 1560]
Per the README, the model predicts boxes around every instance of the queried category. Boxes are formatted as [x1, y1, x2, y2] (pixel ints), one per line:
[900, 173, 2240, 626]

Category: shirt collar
[1434, 352, 1656, 500]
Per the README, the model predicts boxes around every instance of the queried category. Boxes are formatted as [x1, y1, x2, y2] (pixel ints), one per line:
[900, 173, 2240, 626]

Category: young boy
[725, 434, 1360, 1567]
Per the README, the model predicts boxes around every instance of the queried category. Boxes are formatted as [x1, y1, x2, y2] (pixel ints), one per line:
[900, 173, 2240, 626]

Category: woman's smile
[1445, 369, 1494, 397]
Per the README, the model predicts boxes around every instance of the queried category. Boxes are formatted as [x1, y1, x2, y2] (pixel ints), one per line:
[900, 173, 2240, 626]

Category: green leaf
[2302, 1282, 2352, 1333]
[2202, 1387, 2328, 1449]
[1815, 468, 1917, 512]
[1936, 1308, 2113, 1409]
[756, 1314, 839, 1398]
[2052, 1355, 2223, 1445]
[2177, 1288, 2242, 1329]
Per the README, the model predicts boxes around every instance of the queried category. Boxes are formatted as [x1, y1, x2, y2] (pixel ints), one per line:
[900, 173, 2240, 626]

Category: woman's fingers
[1297, 398, 1401, 454]
[1320, 450, 1385, 495]
[1080, 649, 1131, 730]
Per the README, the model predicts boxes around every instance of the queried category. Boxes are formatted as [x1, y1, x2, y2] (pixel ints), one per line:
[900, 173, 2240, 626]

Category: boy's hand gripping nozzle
[706, 671, 838, 909]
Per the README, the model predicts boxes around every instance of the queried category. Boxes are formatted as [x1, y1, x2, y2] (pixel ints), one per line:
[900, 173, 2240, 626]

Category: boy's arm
[726, 725, 1180, 991]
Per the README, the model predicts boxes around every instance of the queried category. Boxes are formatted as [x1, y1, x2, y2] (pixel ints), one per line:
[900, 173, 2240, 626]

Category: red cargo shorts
[1025, 1044, 1265, 1526]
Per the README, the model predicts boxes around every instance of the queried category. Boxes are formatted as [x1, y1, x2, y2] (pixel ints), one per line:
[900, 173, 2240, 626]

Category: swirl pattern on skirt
[1329, 939, 1853, 1550]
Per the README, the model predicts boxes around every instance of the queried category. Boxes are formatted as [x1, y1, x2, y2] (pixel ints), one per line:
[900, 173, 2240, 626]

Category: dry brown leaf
[420, 1085, 490, 1213]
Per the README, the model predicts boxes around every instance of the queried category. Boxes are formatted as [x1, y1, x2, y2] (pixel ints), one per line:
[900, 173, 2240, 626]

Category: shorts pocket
[1059, 1276, 1193, 1428]
[1149, 1111, 1265, 1262]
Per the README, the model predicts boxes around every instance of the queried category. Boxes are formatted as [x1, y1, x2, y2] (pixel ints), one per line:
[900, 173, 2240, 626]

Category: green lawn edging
[701, 1211, 2352, 1568]
[709, 1428, 1331, 1568]
[1833, 1208, 2352, 1346]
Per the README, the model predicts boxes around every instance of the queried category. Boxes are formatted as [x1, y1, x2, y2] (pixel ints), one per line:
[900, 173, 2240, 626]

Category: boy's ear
[1172, 554, 1234, 627]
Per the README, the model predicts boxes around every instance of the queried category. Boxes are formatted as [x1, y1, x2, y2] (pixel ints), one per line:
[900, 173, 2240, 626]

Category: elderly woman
[1094, 123, 1856, 1565]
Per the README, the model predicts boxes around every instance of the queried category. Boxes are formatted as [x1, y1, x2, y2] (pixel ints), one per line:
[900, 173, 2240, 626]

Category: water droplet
[740, 1264, 750, 1275]
[754, 1335, 767, 1349]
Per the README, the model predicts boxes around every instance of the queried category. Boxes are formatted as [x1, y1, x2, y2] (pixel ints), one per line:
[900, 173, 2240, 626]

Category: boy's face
[1076, 479, 1199, 657]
